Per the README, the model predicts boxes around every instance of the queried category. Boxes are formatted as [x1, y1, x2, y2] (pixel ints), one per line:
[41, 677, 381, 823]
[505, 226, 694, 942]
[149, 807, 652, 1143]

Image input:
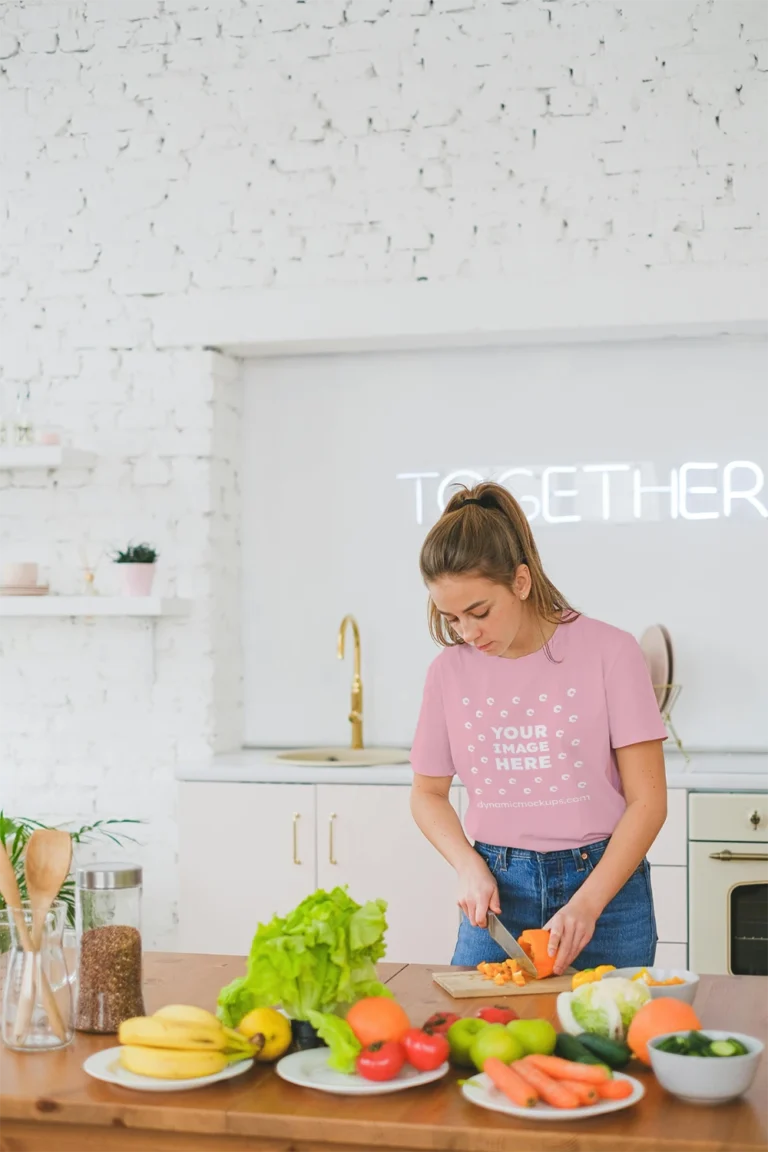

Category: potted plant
[0, 814, 141, 950]
[112, 542, 158, 597]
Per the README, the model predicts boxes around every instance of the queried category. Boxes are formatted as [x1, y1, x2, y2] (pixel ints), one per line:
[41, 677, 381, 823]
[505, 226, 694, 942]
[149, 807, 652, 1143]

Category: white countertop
[178, 748, 768, 792]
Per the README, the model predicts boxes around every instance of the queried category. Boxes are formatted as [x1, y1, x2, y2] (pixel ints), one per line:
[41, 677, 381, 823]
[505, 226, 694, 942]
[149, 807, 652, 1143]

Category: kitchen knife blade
[486, 913, 539, 978]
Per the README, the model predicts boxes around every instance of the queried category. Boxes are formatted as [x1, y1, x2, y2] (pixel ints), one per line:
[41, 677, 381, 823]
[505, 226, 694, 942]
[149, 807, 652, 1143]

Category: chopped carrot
[595, 1078, 634, 1100]
[525, 1054, 610, 1084]
[514, 1059, 581, 1109]
[484, 1058, 538, 1108]
[559, 1079, 599, 1106]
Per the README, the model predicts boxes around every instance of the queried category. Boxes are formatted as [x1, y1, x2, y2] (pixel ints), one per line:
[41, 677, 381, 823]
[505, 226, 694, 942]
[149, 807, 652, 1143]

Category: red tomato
[402, 1028, 450, 1072]
[422, 1011, 461, 1036]
[475, 1006, 519, 1025]
[356, 1040, 406, 1082]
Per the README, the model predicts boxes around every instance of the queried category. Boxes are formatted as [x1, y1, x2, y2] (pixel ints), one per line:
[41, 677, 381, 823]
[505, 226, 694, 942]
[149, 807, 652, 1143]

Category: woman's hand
[544, 895, 599, 975]
[457, 855, 501, 928]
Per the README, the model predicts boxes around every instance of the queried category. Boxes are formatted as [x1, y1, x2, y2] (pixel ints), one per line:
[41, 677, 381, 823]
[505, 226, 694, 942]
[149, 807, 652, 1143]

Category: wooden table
[1, 953, 766, 1152]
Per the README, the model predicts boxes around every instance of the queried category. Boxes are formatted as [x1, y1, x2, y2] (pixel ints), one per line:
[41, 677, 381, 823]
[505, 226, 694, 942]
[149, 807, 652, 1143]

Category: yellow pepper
[571, 964, 616, 990]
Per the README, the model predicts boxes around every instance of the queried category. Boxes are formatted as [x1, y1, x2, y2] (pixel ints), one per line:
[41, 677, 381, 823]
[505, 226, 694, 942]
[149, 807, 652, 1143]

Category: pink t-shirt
[411, 615, 667, 852]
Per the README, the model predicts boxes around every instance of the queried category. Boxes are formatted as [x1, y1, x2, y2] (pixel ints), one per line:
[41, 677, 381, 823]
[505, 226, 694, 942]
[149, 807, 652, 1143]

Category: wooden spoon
[14, 830, 72, 1044]
[25, 830, 73, 950]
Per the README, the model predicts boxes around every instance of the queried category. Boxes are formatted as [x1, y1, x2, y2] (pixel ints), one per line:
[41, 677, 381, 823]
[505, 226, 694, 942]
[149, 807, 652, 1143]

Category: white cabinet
[178, 783, 316, 955]
[316, 785, 460, 965]
[178, 781, 461, 964]
[655, 942, 688, 968]
[648, 789, 687, 866]
[650, 865, 687, 943]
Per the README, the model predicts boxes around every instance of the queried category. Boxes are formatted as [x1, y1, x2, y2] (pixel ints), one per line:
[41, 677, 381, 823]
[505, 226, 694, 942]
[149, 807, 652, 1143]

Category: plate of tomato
[276, 1028, 450, 1096]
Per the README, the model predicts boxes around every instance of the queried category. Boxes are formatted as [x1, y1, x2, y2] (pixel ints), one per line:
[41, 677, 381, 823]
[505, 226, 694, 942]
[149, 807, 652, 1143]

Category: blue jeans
[452, 837, 657, 969]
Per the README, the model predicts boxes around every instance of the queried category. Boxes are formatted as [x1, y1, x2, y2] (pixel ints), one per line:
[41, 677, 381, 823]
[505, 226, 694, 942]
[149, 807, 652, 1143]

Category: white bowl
[649, 1030, 764, 1105]
[605, 967, 699, 1005]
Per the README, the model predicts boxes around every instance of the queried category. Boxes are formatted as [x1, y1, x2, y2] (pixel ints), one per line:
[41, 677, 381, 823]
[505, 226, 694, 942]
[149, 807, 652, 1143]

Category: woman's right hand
[457, 854, 501, 928]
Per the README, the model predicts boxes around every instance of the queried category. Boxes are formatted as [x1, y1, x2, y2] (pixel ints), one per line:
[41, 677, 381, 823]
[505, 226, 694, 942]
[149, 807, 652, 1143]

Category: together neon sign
[396, 462, 768, 526]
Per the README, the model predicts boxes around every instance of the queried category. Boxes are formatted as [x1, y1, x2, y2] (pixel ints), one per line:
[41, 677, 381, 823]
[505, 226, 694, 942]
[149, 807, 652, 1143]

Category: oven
[689, 792, 768, 976]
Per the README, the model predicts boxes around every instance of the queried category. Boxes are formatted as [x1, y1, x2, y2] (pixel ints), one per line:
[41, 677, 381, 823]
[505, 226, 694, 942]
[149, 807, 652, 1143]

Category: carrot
[595, 1077, 634, 1100]
[559, 1079, 599, 1106]
[514, 1059, 581, 1109]
[526, 1053, 610, 1084]
[484, 1058, 538, 1108]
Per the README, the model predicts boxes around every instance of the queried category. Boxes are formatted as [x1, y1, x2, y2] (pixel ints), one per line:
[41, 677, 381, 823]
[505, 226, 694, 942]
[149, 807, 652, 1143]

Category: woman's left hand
[543, 896, 599, 976]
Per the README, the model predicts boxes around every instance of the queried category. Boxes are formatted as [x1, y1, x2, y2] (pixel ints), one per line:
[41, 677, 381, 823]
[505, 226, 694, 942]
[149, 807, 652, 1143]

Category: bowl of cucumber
[649, 1030, 764, 1105]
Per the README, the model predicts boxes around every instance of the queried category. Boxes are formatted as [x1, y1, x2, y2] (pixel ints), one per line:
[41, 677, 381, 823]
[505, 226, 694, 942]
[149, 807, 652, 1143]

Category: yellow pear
[237, 1007, 292, 1063]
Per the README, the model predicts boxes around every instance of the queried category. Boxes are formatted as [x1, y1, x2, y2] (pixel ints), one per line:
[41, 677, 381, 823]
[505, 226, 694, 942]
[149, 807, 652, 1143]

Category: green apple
[506, 1018, 557, 1056]
[469, 1023, 525, 1071]
[446, 1018, 488, 1067]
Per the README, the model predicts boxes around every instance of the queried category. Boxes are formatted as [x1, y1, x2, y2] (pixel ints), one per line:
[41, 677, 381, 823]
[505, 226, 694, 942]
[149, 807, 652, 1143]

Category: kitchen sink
[273, 747, 411, 768]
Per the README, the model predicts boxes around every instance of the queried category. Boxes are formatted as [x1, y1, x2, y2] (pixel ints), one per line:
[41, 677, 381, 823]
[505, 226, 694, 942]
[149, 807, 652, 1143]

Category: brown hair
[419, 481, 579, 647]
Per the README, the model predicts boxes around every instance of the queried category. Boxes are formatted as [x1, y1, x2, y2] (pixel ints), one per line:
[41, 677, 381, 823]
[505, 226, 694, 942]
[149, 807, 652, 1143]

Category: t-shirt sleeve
[606, 634, 668, 749]
[410, 657, 456, 777]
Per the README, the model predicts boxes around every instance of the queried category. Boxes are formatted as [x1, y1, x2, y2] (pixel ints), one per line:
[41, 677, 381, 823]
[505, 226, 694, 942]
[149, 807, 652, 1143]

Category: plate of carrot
[462, 1053, 645, 1120]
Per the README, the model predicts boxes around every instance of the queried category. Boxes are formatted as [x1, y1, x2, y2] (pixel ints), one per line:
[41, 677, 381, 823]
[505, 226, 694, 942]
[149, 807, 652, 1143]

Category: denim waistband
[474, 836, 611, 874]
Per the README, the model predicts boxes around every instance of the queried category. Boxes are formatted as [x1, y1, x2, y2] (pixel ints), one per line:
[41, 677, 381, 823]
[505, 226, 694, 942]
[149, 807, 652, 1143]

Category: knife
[486, 913, 539, 978]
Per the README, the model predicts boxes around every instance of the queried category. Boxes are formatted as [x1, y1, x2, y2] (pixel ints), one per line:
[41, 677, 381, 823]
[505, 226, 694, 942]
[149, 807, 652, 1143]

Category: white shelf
[0, 446, 96, 470]
[0, 596, 190, 617]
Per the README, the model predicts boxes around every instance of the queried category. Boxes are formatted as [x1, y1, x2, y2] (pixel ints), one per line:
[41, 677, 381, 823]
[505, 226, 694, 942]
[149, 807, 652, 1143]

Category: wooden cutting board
[432, 969, 575, 998]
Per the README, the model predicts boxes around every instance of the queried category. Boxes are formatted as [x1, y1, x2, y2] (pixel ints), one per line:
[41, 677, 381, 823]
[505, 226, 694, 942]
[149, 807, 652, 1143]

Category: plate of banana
[83, 1004, 257, 1092]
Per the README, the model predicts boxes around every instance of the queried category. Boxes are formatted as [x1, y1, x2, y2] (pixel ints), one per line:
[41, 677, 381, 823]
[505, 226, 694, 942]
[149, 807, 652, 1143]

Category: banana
[120, 1044, 247, 1080]
[119, 1015, 256, 1055]
[153, 1004, 221, 1029]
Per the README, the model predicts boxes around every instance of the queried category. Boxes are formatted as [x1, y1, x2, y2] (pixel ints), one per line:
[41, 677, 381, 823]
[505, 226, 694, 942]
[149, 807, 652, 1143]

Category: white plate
[276, 1048, 449, 1095]
[83, 1047, 254, 1092]
[462, 1069, 645, 1121]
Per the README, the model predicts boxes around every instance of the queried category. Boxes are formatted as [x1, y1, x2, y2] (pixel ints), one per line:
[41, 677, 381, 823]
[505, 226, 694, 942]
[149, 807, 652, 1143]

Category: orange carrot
[514, 1059, 581, 1109]
[526, 1053, 610, 1084]
[559, 1079, 599, 1106]
[595, 1077, 634, 1100]
[484, 1058, 538, 1108]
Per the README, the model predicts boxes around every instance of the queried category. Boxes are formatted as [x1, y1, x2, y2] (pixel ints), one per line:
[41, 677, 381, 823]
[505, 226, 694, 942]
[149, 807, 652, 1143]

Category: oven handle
[709, 850, 768, 862]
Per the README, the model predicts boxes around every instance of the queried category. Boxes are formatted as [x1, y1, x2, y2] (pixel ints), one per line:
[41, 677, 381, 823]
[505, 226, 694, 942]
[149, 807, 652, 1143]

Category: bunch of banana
[118, 1004, 259, 1080]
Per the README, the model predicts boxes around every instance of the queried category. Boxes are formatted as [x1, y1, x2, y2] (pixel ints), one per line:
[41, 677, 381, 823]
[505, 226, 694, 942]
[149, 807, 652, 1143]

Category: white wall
[242, 336, 768, 752]
[1, 0, 766, 944]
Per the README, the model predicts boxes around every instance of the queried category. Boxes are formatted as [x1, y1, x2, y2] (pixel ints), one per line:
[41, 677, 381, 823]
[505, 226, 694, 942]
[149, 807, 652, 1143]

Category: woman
[410, 481, 667, 975]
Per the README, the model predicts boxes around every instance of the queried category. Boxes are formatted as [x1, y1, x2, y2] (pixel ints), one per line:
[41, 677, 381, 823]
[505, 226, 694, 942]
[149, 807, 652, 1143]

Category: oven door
[689, 841, 768, 975]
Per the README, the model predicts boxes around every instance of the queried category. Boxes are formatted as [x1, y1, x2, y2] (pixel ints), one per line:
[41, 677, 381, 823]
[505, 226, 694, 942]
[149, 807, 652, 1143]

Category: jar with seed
[74, 862, 145, 1034]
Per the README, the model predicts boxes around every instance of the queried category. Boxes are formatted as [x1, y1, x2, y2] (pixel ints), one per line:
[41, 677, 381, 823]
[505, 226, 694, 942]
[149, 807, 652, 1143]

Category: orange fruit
[627, 997, 701, 1065]
[346, 996, 410, 1047]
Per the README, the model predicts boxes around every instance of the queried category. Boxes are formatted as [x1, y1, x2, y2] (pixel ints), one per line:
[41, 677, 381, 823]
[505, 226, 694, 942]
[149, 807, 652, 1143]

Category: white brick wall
[0, 0, 765, 947]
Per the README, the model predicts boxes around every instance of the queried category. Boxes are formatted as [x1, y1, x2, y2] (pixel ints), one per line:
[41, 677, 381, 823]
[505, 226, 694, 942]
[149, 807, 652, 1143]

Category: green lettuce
[570, 978, 650, 1039]
[217, 887, 391, 1026]
[306, 1011, 362, 1074]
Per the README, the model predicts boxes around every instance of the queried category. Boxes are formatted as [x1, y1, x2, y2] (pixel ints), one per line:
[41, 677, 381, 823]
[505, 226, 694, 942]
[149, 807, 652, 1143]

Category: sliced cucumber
[709, 1039, 746, 1058]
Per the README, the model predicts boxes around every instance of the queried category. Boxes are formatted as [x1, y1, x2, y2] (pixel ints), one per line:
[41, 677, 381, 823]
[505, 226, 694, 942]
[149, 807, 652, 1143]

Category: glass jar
[74, 862, 145, 1034]
[1, 901, 76, 1051]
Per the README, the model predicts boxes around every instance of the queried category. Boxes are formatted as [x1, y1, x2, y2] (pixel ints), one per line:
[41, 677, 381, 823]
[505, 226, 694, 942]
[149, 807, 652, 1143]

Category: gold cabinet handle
[329, 813, 338, 865]
[709, 850, 768, 861]
[292, 812, 301, 866]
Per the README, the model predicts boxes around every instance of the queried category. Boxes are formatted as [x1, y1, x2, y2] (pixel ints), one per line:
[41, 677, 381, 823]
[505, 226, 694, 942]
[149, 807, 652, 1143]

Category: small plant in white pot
[112, 543, 158, 597]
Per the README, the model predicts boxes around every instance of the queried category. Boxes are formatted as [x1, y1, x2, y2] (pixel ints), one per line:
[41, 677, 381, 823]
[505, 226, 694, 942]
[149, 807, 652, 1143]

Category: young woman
[410, 482, 667, 975]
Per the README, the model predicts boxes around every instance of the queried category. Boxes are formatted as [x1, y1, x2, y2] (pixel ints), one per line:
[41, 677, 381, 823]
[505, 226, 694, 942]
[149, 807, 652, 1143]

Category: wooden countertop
[1, 953, 766, 1152]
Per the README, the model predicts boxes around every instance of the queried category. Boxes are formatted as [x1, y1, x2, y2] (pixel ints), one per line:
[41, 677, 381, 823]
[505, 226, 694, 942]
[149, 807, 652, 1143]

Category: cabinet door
[650, 864, 687, 943]
[655, 942, 688, 969]
[179, 782, 316, 956]
[648, 790, 687, 866]
[316, 785, 460, 966]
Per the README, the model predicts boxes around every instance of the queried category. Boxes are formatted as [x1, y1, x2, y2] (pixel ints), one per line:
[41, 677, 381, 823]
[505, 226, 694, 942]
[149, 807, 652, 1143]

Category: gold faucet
[337, 614, 363, 750]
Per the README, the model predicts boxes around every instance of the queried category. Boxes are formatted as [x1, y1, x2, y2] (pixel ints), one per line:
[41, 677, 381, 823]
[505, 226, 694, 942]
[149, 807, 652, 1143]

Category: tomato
[475, 1006, 519, 1025]
[422, 1011, 461, 1036]
[356, 1040, 406, 1082]
[402, 1028, 450, 1071]
[346, 997, 411, 1047]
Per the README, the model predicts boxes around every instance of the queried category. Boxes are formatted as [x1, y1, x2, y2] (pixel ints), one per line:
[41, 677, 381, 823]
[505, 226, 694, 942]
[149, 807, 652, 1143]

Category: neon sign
[396, 462, 768, 526]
